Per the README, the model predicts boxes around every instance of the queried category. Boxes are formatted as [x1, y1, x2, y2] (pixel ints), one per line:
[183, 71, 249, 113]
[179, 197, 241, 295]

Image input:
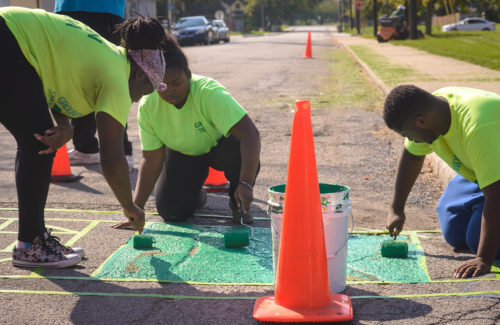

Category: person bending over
[383, 85, 500, 278]
[0, 7, 165, 268]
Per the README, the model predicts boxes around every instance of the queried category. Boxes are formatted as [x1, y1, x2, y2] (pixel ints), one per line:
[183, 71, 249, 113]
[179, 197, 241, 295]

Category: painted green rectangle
[94, 223, 274, 284]
[94, 223, 429, 284]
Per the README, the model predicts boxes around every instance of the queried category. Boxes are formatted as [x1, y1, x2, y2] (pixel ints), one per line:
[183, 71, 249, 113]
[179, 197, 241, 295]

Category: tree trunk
[425, 0, 436, 35]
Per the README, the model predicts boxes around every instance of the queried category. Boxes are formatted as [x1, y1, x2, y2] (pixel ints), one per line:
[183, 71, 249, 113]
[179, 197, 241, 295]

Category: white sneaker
[126, 155, 134, 172]
[12, 237, 81, 269]
[68, 149, 100, 165]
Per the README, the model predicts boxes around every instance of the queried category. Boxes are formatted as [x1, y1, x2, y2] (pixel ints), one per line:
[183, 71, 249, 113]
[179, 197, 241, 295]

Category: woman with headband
[113, 34, 261, 229]
[0, 7, 165, 268]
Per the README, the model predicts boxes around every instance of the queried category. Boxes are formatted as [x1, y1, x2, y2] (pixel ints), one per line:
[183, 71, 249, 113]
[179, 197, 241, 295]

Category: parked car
[442, 18, 496, 32]
[212, 19, 230, 43]
[172, 16, 215, 45]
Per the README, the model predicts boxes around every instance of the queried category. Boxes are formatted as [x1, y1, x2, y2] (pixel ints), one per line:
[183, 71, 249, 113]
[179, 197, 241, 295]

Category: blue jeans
[437, 174, 500, 258]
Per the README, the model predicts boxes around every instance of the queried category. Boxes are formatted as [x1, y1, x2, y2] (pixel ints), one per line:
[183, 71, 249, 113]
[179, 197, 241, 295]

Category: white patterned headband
[128, 49, 167, 91]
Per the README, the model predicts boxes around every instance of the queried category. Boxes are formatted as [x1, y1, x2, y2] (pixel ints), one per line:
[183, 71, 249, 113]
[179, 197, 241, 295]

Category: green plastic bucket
[268, 183, 350, 293]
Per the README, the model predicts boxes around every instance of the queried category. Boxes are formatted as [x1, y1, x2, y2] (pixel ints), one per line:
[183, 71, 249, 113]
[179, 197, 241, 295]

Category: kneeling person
[114, 35, 260, 227]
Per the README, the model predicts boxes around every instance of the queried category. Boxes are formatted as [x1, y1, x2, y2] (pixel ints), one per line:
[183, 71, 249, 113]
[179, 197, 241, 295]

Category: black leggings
[155, 136, 260, 221]
[0, 18, 55, 242]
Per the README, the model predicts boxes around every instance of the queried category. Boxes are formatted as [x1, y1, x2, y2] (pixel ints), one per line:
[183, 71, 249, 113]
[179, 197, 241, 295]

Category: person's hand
[234, 183, 253, 213]
[34, 125, 73, 154]
[386, 210, 406, 236]
[453, 257, 491, 278]
[111, 219, 133, 230]
[122, 204, 145, 234]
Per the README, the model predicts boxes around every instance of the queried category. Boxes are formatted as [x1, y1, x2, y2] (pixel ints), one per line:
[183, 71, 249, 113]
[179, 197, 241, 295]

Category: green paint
[347, 235, 429, 283]
[224, 230, 250, 248]
[269, 183, 349, 195]
[380, 240, 409, 258]
[133, 235, 154, 249]
[94, 223, 274, 284]
[95, 223, 429, 285]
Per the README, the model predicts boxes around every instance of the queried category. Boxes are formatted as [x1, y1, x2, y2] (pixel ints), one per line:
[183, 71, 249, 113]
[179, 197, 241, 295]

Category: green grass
[344, 24, 500, 71]
[310, 48, 384, 111]
[348, 45, 434, 87]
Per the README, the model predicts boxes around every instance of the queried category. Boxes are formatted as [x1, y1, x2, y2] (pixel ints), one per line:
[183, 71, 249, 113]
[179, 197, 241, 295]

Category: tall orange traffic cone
[203, 167, 229, 192]
[253, 100, 353, 322]
[302, 30, 313, 59]
[50, 145, 81, 183]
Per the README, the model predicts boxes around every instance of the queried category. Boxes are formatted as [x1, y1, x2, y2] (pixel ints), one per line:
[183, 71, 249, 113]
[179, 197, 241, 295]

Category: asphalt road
[0, 25, 498, 324]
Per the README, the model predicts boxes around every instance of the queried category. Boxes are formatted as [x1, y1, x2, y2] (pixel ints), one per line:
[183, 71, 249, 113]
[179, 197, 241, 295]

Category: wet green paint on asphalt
[95, 223, 428, 284]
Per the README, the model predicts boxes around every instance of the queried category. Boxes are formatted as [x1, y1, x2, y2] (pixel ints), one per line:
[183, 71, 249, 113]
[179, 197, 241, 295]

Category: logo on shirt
[451, 155, 462, 172]
[194, 121, 207, 133]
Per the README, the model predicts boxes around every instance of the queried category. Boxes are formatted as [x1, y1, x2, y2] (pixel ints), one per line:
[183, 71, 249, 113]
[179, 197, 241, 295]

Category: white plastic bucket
[268, 183, 350, 293]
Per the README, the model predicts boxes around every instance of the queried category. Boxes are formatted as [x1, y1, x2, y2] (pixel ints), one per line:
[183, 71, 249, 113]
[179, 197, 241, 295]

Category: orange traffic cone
[253, 100, 353, 322]
[203, 167, 229, 192]
[50, 145, 81, 183]
[302, 31, 313, 59]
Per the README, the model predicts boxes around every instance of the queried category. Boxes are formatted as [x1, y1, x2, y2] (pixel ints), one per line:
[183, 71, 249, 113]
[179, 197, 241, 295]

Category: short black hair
[162, 33, 189, 75]
[383, 85, 435, 131]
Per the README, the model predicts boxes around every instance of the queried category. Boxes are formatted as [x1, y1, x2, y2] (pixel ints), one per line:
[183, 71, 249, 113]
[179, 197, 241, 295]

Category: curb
[340, 39, 456, 189]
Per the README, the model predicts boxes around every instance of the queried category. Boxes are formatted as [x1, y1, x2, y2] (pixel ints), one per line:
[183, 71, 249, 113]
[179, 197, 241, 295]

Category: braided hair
[162, 32, 190, 75]
[116, 17, 165, 51]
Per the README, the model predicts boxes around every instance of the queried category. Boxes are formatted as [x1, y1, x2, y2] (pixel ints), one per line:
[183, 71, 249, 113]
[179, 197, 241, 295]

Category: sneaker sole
[12, 255, 82, 268]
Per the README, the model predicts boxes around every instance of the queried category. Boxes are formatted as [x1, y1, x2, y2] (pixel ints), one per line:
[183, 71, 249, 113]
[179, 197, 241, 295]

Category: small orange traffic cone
[253, 100, 353, 322]
[302, 30, 313, 59]
[50, 144, 81, 183]
[203, 167, 229, 192]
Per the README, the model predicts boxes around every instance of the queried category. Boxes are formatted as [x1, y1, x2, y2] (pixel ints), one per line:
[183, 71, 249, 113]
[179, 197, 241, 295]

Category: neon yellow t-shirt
[405, 87, 500, 188]
[0, 7, 131, 126]
[137, 74, 247, 156]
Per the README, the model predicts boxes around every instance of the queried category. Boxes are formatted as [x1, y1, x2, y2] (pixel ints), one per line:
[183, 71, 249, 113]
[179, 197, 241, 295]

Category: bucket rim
[268, 183, 351, 194]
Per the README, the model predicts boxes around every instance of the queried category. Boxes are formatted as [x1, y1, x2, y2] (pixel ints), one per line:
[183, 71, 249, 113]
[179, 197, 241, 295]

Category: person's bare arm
[96, 112, 144, 233]
[386, 148, 425, 235]
[134, 146, 166, 209]
[229, 114, 261, 213]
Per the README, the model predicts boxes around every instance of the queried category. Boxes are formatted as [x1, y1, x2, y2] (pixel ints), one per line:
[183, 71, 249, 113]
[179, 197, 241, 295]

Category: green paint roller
[224, 230, 250, 248]
[133, 234, 154, 249]
[224, 205, 251, 248]
[381, 234, 408, 258]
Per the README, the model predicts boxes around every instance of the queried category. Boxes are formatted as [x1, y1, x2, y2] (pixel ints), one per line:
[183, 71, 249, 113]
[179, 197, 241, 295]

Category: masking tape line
[0, 289, 498, 300]
[0, 219, 15, 231]
[43, 224, 78, 234]
[65, 220, 100, 247]
[409, 231, 432, 282]
[1, 272, 498, 285]
[0, 208, 272, 221]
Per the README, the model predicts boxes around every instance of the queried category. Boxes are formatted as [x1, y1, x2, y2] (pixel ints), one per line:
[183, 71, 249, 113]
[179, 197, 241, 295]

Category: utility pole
[349, 0, 353, 29]
[373, 0, 378, 37]
[408, 0, 417, 39]
[355, 0, 360, 34]
[167, 0, 173, 31]
[261, 1, 264, 31]
[338, 0, 343, 32]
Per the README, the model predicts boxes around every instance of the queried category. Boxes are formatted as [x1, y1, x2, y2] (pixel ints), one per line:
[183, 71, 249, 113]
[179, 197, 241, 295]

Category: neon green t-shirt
[0, 7, 131, 126]
[137, 74, 247, 156]
[405, 87, 500, 189]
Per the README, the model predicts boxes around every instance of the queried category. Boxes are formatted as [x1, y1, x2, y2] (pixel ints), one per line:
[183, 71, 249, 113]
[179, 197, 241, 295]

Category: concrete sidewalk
[334, 34, 500, 189]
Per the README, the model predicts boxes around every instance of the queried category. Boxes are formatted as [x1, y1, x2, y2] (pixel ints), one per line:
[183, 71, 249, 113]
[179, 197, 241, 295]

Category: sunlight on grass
[311, 48, 384, 111]
[348, 45, 434, 87]
[347, 24, 500, 71]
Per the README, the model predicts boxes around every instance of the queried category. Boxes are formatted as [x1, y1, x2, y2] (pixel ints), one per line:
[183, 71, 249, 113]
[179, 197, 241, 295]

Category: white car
[442, 18, 496, 32]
